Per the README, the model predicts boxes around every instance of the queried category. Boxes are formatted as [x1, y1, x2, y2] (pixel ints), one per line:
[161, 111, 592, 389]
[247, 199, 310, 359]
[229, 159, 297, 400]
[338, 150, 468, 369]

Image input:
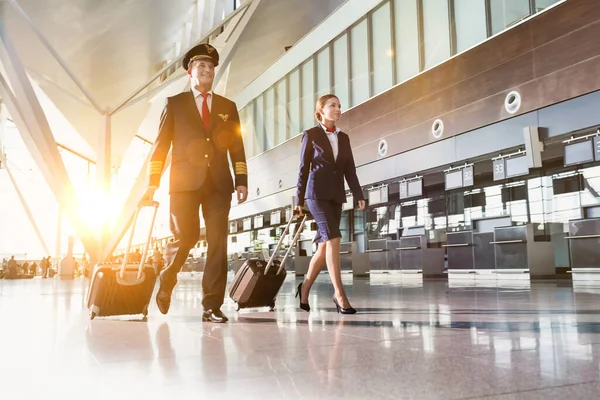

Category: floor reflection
[2, 274, 600, 399]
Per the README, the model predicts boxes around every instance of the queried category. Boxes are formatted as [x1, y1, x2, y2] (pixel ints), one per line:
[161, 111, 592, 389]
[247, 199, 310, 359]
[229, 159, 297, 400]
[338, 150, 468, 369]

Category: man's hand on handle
[140, 188, 156, 207]
[236, 186, 248, 204]
[358, 200, 366, 210]
[295, 205, 304, 217]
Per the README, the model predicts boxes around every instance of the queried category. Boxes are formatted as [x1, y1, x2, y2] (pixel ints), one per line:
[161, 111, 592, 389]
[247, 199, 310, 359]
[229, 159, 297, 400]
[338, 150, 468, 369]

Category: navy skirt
[305, 199, 342, 243]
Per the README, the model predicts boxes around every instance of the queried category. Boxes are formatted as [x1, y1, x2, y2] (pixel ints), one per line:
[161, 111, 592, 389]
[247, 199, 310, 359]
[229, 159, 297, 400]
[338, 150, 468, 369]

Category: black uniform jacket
[296, 125, 364, 207]
[147, 91, 247, 193]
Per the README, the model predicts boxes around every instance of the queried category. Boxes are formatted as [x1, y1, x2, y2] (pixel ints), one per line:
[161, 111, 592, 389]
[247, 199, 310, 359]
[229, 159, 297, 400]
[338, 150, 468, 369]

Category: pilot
[143, 43, 248, 323]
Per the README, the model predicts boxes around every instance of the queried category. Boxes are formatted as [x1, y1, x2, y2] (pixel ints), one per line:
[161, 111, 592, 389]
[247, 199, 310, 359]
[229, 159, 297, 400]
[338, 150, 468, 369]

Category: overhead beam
[0, 19, 98, 260]
[213, 0, 261, 87]
[8, 0, 103, 113]
[109, 0, 252, 116]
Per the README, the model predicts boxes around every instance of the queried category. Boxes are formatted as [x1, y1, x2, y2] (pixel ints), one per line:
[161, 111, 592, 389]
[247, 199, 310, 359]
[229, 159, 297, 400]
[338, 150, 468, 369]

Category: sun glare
[77, 188, 119, 231]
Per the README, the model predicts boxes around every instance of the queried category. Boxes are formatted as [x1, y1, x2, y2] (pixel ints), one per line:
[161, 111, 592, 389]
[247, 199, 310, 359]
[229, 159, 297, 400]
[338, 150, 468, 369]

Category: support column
[55, 208, 62, 259]
[95, 113, 111, 264]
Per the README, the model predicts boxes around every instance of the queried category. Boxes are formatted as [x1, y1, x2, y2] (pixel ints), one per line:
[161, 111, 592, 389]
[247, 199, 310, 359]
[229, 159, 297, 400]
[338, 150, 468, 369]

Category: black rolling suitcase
[229, 212, 308, 311]
[86, 201, 159, 320]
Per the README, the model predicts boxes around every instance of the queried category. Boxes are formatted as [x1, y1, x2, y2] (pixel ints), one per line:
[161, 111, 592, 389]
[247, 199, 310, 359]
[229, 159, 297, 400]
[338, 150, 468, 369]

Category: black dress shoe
[202, 309, 229, 323]
[156, 274, 177, 315]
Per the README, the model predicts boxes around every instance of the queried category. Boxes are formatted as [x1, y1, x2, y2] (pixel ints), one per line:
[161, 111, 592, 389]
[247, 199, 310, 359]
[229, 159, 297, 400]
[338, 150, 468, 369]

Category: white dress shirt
[191, 87, 213, 117]
[320, 123, 341, 161]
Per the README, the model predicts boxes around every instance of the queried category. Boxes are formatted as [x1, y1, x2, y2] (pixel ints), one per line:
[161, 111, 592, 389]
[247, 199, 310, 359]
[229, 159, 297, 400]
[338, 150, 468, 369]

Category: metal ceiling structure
[0, 0, 349, 261]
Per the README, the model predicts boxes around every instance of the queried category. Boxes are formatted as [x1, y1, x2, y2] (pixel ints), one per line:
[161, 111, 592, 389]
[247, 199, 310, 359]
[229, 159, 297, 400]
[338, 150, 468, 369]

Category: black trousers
[162, 175, 231, 310]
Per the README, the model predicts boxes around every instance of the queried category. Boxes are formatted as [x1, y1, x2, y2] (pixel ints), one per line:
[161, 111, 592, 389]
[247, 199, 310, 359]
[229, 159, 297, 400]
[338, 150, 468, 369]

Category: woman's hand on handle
[295, 205, 304, 217]
[358, 200, 366, 210]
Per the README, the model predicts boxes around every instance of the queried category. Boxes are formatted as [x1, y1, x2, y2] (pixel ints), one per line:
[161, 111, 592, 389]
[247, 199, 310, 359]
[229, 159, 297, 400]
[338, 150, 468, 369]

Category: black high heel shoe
[296, 282, 310, 312]
[333, 297, 356, 314]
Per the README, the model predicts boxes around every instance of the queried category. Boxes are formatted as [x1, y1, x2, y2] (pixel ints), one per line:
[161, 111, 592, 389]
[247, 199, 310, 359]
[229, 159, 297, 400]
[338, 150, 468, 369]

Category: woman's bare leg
[324, 237, 351, 308]
[301, 242, 326, 303]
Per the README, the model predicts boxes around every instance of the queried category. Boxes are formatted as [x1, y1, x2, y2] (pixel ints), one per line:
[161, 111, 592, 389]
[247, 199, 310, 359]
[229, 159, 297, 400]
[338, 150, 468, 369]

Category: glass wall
[422, 0, 451, 69]
[238, 0, 563, 159]
[490, 0, 532, 35]
[332, 34, 350, 109]
[454, 0, 488, 53]
[371, 2, 394, 96]
[350, 19, 370, 107]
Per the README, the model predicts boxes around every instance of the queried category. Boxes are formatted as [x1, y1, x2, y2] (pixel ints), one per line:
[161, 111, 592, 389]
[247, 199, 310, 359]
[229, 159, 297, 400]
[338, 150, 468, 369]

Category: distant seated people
[7, 256, 18, 279]
[22, 261, 29, 275]
[30, 262, 37, 276]
[153, 246, 164, 273]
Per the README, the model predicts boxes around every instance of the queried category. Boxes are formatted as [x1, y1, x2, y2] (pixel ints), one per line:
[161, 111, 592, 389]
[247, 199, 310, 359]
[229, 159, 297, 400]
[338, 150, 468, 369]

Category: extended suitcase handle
[264, 212, 309, 276]
[119, 201, 160, 281]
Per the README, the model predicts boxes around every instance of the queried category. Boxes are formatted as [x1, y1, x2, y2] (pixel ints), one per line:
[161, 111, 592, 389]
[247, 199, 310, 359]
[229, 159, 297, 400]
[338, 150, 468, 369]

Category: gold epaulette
[148, 160, 162, 175]
[235, 162, 247, 175]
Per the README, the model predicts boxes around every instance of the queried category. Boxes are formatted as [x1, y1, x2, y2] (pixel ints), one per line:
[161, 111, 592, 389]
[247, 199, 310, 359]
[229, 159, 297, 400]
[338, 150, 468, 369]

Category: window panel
[393, 0, 420, 82]
[350, 19, 369, 107]
[316, 46, 331, 98]
[287, 69, 301, 138]
[422, 0, 451, 69]
[275, 78, 287, 145]
[264, 87, 275, 151]
[491, 0, 531, 35]
[535, 0, 561, 11]
[371, 2, 393, 96]
[254, 95, 265, 155]
[454, 0, 488, 53]
[332, 34, 350, 110]
[301, 59, 315, 129]
[239, 105, 254, 159]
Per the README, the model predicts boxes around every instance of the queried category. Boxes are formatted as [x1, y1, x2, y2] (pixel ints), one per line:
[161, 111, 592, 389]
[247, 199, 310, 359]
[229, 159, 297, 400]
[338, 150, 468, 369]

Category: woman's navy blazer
[296, 125, 365, 207]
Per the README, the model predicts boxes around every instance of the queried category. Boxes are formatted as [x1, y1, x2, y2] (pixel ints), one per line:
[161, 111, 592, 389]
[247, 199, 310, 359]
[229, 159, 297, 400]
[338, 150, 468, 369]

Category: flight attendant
[295, 94, 366, 314]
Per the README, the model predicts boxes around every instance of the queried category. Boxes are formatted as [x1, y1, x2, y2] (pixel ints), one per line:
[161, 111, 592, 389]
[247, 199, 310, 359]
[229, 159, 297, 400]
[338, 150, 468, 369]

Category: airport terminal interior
[3, 0, 600, 398]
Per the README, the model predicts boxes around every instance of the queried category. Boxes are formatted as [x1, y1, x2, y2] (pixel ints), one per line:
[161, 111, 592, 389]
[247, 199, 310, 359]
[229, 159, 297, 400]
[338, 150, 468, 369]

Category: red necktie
[201, 93, 210, 131]
[325, 126, 336, 133]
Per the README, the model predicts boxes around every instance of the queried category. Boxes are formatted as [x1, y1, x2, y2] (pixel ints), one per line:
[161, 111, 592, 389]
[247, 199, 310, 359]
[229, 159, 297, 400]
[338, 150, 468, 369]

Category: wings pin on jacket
[218, 113, 229, 122]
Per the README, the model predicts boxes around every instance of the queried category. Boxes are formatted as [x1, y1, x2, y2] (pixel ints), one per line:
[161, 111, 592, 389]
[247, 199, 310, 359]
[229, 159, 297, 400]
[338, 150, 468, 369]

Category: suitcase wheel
[235, 303, 240, 311]
[269, 302, 275, 312]
[142, 305, 149, 317]
[89, 310, 97, 320]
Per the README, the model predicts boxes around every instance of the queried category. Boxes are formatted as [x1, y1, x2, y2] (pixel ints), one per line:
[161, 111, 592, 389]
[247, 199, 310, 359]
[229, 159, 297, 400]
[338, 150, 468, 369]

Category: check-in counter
[445, 231, 496, 274]
[366, 239, 388, 271]
[397, 229, 445, 277]
[294, 239, 313, 276]
[350, 242, 370, 277]
[340, 242, 353, 271]
[445, 231, 475, 271]
[386, 240, 401, 270]
[446, 216, 510, 279]
[232, 259, 245, 273]
[492, 224, 555, 278]
[567, 217, 600, 280]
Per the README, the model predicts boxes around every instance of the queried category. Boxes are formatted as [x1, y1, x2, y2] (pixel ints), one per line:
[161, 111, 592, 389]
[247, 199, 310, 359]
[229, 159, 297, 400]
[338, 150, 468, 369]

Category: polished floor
[2, 273, 600, 399]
